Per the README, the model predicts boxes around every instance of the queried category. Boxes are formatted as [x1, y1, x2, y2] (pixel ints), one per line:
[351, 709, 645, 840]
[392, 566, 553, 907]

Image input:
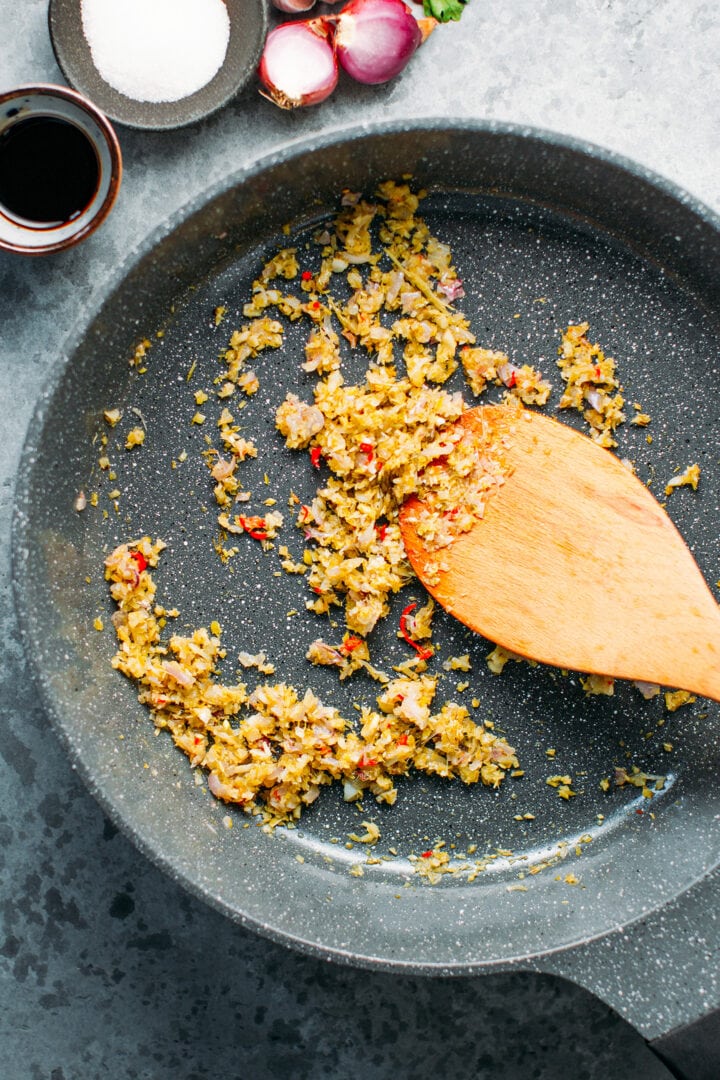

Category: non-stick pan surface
[12, 121, 720, 974]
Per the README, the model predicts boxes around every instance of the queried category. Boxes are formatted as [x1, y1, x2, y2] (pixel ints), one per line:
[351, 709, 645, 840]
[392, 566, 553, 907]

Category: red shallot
[162, 660, 196, 688]
[334, 0, 424, 85]
[258, 19, 338, 109]
[272, 0, 344, 8]
[271, 0, 317, 12]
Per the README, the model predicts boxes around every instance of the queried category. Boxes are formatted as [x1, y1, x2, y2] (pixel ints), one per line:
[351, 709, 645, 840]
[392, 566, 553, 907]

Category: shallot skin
[258, 20, 339, 109]
[272, 0, 344, 7]
[334, 0, 422, 85]
[271, 0, 317, 13]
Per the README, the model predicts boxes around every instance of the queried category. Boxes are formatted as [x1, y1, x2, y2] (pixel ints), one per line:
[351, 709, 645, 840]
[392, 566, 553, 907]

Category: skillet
[12, 120, 720, 1077]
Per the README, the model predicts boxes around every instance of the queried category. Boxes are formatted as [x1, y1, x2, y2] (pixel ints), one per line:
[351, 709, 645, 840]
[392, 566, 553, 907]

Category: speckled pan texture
[12, 122, 720, 978]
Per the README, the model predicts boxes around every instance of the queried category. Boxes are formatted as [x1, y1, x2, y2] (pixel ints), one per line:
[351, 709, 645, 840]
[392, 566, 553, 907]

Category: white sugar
[81, 0, 231, 104]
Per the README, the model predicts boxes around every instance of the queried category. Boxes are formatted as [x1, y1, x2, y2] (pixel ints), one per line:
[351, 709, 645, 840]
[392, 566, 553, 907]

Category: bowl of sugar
[48, 0, 269, 130]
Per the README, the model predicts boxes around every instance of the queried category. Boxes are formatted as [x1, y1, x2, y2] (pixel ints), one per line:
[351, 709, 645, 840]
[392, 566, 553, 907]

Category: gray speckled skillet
[12, 120, 720, 1079]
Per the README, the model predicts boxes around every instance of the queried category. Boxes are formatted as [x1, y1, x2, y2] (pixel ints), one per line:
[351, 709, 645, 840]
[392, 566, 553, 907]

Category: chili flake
[399, 603, 433, 661]
[341, 635, 363, 654]
[130, 550, 148, 573]
[238, 515, 269, 540]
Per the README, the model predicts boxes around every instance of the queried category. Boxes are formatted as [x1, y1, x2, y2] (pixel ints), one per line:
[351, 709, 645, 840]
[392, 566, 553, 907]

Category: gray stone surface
[1, 0, 718, 1076]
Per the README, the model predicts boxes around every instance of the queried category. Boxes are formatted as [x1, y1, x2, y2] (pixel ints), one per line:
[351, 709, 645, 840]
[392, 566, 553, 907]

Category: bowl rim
[0, 82, 122, 255]
[47, 0, 270, 131]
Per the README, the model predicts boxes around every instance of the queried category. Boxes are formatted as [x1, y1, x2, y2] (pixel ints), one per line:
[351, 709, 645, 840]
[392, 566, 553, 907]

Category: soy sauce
[0, 116, 100, 227]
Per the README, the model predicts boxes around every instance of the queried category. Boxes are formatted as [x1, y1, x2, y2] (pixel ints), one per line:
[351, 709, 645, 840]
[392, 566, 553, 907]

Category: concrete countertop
[1, 1, 718, 1077]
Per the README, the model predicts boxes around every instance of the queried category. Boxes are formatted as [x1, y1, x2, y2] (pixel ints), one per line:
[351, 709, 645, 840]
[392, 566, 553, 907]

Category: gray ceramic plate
[12, 122, 720, 998]
[48, 0, 268, 130]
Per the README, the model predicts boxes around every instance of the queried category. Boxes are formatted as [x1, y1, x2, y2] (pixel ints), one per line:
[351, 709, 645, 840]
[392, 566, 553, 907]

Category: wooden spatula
[400, 404, 720, 701]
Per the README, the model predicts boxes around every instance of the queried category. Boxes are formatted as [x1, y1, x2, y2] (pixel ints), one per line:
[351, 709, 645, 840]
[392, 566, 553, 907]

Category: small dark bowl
[0, 83, 122, 255]
[48, 0, 268, 131]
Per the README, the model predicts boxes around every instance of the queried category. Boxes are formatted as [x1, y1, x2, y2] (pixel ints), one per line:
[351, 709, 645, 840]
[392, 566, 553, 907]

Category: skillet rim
[11, 115, 720, 977]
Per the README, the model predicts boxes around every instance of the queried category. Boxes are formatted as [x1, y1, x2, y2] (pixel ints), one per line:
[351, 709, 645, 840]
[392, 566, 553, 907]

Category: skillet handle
[650, 1011, 720, 1080]
[534, 922, 720, 1080]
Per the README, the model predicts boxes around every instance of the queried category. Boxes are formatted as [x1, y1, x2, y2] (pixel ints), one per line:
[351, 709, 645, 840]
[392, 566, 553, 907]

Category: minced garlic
[557, 322, 629, 447]
[664, 689, 696, 712]
[106, 540, 519, 826]
[125, 427, 145, 450]
[665, 463, 700, 496]
[104, 181, 666, 837]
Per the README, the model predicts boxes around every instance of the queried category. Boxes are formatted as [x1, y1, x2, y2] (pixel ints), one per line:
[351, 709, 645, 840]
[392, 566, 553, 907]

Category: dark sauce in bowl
[0, 115, 100, 228]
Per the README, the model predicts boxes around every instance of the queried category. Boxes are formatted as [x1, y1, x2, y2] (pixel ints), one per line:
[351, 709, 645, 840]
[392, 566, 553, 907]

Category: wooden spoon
[400, 404, 720, 701]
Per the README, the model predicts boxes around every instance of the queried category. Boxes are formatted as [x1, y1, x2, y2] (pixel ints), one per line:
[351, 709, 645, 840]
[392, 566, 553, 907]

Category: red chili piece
[397, 733, 409, 746]
[238, 515, 268, 540]
[301, 270, 313, 281]
[421, 850, 434, 859]
[310, 446, 323, 468]
[359, 441, 374, 463]
[399, 603, 433, 660]
[341, 635, 363, 654]
[376, 524, 387, 542]
[130, 550, 148, 572]
[507, 370, 517, 388]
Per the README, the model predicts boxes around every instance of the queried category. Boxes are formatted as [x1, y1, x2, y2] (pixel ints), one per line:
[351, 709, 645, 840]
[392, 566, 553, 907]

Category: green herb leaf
[423, 0, 468, 22]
